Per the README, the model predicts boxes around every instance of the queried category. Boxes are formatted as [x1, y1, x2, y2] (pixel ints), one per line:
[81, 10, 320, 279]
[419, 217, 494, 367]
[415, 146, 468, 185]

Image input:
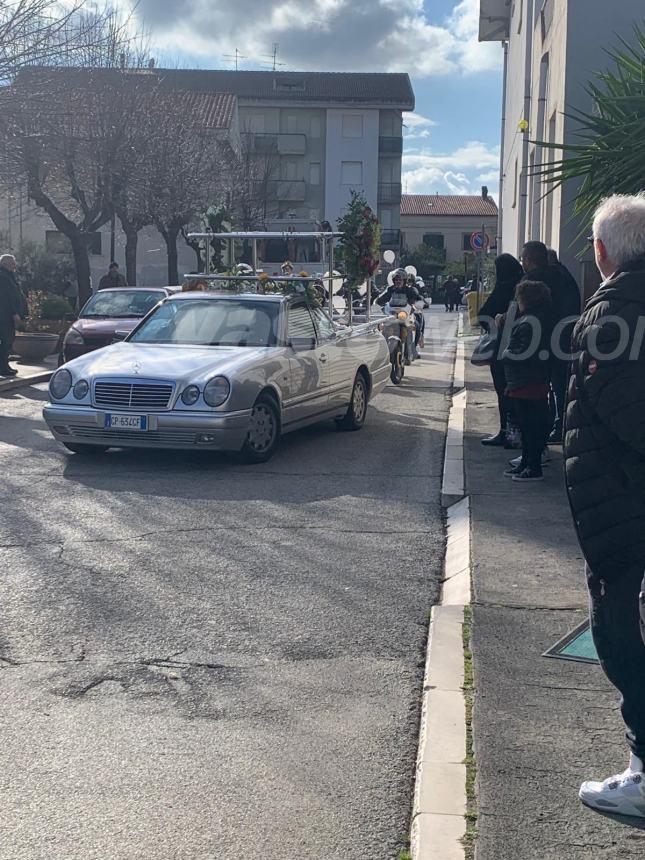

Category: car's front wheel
[337, 372, 368, 431]
[239, 395, 281, 463]
[63, 443, 109, 455]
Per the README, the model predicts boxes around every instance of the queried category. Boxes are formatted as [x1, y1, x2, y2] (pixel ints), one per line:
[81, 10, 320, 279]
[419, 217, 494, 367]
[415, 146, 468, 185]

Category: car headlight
[50, 369, 72, 400]
[203, 376, 230, 407]
[181, 385, 200, 406]
[73, 379, 89, 400]
[64, 328, 84, 346]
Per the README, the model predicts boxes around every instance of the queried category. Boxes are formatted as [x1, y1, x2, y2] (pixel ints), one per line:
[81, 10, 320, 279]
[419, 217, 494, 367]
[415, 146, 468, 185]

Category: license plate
[104, 414, 147, 431]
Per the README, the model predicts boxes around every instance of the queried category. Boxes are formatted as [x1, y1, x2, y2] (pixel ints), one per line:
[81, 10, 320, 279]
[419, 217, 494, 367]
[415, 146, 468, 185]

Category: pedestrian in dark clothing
[447, 279, 462, 311]
[98, 262, 127, 290]
[500, 279, 553, 481]
[0, 254, 23, 376]
[545, 247, 582, 441]
[565, 193, 645, 817]
[478, 253, 524, 446]
[520, 241, 581, 443]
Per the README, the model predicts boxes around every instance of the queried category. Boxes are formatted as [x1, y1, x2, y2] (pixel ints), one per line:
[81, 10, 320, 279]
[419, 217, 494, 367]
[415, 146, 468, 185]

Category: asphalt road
[0, 308, 457, 860]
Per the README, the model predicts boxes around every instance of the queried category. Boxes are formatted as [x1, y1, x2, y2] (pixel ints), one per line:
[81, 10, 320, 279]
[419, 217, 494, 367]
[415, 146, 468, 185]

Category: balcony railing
[380, 229, 401, 247]
[251, 133, 306, 155]
[379, 136, 403, 156]
[378, 182, 402, 202]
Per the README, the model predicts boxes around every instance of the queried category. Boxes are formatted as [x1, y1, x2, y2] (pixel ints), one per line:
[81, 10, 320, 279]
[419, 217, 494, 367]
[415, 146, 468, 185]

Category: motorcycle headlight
[397, 311, 408, 320]
[181, 385, 200, 406]
[203, 376, 230, 408]
[73, 379, 89, 400]
[64, 328, 84, 346]
[50, 369, 72, 400]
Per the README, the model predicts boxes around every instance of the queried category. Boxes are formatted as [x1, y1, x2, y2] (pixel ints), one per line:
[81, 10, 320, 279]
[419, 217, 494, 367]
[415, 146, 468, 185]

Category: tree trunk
[124, 228, 138, 286]
[164, 227, 180, 285]
[70, 235, 92, 307]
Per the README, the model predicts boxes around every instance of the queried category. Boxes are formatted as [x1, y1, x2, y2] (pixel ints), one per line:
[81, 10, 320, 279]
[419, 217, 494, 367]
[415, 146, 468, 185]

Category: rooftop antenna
[223, 49, 247, 71]
[263, 43, 285, 72]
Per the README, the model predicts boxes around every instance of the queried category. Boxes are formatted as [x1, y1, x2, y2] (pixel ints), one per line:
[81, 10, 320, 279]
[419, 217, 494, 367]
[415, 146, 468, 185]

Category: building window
[423, 233, 444, 250]
[512, 157, 519, 208]
[246, 114, 265, 133]
[310, 116, 322, 138]
[462, 234, 473, 252]
[285, 114, 297, 134]
[46, 230, 101, 255]
[309, 162, 321, 185]
[341, 161, 363, 185]
[281, 158, 300, 181]
[342, 114, 363, 138]
[380, 208, 392, 229]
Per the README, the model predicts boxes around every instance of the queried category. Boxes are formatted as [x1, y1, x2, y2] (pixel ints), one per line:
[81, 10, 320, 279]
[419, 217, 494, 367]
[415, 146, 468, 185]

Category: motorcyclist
[376, 269, 427, 362]
[375, 268, 422, 308]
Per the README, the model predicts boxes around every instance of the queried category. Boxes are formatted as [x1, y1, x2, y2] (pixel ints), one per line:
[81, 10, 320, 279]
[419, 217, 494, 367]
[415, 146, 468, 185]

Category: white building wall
[401, 214, 498, 263]
[498, 0, 645, 287]
[324, 108, 379, 224]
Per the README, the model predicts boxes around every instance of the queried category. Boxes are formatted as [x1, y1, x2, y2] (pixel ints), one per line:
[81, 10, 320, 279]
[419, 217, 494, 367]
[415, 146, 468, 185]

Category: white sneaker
[579, 756, 645, 817]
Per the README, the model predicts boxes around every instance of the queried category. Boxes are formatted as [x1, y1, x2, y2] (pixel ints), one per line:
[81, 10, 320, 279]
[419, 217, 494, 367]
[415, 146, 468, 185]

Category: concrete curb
[412, 313, 472, 860]
[441, 316, 466, 508]
[0, 371, 52, 394]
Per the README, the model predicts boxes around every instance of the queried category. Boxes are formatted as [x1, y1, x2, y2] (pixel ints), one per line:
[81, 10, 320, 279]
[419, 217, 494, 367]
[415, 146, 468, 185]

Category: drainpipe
[517, 0, 534, 255]
[497, 40, 508, 253]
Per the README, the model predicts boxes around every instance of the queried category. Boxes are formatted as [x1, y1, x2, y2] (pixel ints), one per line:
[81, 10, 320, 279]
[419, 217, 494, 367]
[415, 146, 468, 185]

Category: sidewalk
[0, 355, 56, 393]
[466, 351, 645, 858]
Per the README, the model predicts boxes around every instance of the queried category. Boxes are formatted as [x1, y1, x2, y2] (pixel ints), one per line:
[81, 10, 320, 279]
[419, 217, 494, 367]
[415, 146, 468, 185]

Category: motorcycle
[380, 300, 417, 384]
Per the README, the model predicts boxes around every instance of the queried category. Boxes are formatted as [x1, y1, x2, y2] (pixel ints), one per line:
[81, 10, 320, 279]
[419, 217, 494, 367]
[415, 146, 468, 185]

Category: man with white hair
[0, 254, 23, 376]
[565, 192, 645, 817]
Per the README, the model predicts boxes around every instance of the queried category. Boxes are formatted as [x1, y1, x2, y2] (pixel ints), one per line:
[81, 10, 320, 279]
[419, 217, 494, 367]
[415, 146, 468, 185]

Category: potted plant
[13, 291, 74, 363]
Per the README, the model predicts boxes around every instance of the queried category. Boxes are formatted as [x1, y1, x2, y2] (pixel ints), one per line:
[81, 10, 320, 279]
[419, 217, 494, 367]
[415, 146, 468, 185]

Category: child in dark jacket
[500, 280, 553, 482]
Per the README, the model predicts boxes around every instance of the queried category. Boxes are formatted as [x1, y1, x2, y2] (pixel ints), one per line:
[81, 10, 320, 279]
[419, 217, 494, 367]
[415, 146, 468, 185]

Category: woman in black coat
[477, 253, 524, 446]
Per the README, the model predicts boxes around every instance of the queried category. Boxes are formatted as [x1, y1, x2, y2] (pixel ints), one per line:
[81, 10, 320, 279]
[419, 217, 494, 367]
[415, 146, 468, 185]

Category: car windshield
[129, 299, 280, 347]
[81, 290, 164, 319]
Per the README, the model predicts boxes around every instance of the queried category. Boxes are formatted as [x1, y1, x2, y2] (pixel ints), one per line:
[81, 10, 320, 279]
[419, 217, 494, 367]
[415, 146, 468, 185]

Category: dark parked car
[60, 287, 174, 364]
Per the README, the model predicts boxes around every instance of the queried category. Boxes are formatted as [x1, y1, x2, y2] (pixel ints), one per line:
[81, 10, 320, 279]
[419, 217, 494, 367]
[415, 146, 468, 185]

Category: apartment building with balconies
[169, 70, 414, 254]
[1, 69, 414, 283]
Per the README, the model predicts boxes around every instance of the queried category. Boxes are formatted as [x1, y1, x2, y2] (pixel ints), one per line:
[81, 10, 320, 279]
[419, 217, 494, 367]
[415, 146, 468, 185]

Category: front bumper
[43, 404, 252, 451]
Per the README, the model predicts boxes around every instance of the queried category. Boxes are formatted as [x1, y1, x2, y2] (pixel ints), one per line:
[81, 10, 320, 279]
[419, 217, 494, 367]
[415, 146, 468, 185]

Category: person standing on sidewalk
[98, 262, 127, 290]
[478, 253, 524, 447]
[565, 193, 645, 817]
[499, 280, 553, 482]
[520, 241, 580, 444]
[0, 254, 23, 377]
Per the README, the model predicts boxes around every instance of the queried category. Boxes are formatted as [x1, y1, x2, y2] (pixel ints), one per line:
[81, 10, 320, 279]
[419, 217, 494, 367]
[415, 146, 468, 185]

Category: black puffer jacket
[501, 305, 553, 391]
[564, 266, 645, 582]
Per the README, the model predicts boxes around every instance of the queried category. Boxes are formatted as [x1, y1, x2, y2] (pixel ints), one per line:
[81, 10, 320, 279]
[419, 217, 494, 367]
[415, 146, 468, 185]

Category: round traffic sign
[470, 231, 490, 252]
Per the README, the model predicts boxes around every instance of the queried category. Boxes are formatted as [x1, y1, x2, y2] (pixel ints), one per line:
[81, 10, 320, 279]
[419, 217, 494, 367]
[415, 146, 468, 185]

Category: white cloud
[402, 140, 500, 194]
[403, 111, 437, 141]
[117, 0, 502, 79]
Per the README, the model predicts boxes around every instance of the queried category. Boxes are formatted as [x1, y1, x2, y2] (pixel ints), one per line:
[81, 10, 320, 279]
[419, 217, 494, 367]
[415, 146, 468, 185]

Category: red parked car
[60, 287, 175, 364]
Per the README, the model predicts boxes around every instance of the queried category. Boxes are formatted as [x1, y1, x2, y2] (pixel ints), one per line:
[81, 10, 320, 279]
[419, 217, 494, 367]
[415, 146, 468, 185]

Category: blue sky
[123, 0, 503, 197]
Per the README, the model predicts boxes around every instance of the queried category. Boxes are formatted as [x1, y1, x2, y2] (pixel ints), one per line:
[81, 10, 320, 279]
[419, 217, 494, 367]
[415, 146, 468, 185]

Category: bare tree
[0, 7, 149, 303]
[0, 1, 131, 86]
[147, 94, 232, 284]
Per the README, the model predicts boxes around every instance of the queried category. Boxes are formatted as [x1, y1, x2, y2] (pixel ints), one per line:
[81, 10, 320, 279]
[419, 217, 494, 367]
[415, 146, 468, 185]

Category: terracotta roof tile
[401, 194, 498, 217]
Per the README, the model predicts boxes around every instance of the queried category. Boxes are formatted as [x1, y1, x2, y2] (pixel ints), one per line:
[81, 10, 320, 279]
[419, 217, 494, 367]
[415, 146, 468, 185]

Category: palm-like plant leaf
[535, 25, 645, 240]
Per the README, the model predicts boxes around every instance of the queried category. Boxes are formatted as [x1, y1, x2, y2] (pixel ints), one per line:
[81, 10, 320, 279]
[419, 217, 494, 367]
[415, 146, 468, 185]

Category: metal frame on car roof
[183, 230, 371, 324]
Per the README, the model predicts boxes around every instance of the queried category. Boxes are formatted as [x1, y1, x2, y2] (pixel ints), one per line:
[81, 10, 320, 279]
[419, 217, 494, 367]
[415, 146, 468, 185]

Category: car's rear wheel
[63, 443, 109, 455]
[337, 372, 368, 432]
[240, 396, 280, 463]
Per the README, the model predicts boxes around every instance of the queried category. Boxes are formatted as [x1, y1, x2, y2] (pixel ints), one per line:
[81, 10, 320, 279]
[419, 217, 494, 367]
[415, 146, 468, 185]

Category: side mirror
[289, 337, 316, 353]
[113, 330, 129, 342]
[65, 313, 77, 322]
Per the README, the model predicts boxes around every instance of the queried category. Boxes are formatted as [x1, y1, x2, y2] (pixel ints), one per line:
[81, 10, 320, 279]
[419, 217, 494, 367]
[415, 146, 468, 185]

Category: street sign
[470, 231, 490, 252]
